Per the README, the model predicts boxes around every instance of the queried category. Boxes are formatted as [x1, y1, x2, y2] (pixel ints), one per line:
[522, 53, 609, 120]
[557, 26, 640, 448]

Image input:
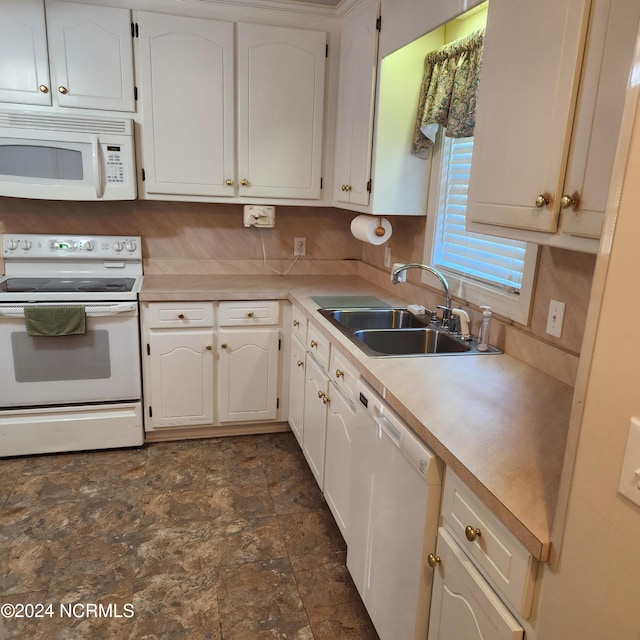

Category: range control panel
[2, 234, 142, 260]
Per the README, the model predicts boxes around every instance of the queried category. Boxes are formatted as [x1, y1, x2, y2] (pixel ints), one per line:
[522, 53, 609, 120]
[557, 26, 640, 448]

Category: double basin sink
[318, 307, 499, 357]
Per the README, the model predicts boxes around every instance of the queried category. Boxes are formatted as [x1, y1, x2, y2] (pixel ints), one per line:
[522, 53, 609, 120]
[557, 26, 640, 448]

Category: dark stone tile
[203, 437, 265, 487]
[306, 600, 380, 640]
[5, 473, 81, 508]
[131, 573, 221, 640]
[217, 558, 312, 640]
[0, 538, 57, 594]
[278, 510, 347, 569]
[20, 451, 89, 476]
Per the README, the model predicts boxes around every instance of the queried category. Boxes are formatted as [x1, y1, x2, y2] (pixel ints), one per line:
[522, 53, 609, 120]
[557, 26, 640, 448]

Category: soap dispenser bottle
[477, 306, 492, 352]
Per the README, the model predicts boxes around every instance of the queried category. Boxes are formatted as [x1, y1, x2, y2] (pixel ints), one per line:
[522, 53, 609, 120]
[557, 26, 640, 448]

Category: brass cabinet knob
[206, 345, 212, 351]
[310, 340, 318, 348]
[427, 553, 441, 568]
[535, 194, 550, 208]
[345, 185, 352, 192]
[240, 179, 249, 186]
[317, 390, 324, 399]
[221, 343, 228, 349]
[39, 84, 49, 93]
[297, 360, 304, 367]
[317, 390, 329, 404]
[58, 86, 68, 94]
[560, 194, 579, 210]
[465, 526, 481, 542]
[246, 311, 254, 318]
[335, 369, 344, 379]
[293, 319, 299, 327]
[225, 179, 233, 186]
[178, 313, 185, 319]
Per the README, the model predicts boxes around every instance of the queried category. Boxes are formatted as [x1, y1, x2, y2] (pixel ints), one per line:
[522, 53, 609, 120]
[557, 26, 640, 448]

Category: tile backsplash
[0, 198, 595, 384]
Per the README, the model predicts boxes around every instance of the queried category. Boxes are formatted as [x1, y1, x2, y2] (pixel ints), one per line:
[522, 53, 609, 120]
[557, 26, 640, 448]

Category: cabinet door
[323, 385, 354, 541]
[0, 0, 51, 106]
[466, 0, 590, 233]
[561, 0, 640, 239]
[288, 335, 306, 446]
[333, 0, 379, 206]
[428, 528, 524, 640]
[302, 354, 330, 488]
[218, 328, 280, 423]
[137, 12, 235, 197]
[45, 1, 135, 111]
[148, 330, 215, 429]
[237, 23, 326, 199]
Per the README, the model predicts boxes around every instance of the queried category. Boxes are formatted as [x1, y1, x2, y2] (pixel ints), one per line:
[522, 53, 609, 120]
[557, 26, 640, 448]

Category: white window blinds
[432, 135, 527, 292]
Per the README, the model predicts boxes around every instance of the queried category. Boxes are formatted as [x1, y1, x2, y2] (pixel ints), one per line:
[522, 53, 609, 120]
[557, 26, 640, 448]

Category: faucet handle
[436, 304, 452, 329]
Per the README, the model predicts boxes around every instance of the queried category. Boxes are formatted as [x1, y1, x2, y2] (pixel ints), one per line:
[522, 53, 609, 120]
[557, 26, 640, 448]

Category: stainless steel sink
[353, 328, 472, 356]
[320, 307, 427, 330]
[317, 307, 500, 357]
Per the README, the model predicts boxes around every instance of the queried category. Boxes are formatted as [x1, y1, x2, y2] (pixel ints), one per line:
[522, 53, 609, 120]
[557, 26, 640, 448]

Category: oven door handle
[0, 303, 138, 318]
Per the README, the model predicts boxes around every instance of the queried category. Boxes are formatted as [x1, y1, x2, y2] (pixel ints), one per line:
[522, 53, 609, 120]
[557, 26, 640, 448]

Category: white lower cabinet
[301, 352, 330, 488]
[217, 327, 280, 423]
[143, 302, 216, 429]
[288, 335, 307, 446]
[142, 300, 282, 433]
[428, 470, 538, 639]
[428, 527, 524, 640]
[323, 381, 355, 540]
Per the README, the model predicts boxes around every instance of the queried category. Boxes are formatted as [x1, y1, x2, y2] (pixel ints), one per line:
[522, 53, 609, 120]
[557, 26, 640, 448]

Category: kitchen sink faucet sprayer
[391, 263, 451, 328]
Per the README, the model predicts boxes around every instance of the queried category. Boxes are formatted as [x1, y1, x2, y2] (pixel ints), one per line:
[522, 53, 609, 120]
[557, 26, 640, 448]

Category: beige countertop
[141, 274, 573, 561]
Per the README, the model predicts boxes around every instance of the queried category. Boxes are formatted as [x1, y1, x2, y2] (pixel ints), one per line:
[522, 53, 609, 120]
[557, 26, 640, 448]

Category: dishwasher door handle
[374, 414, 402, 447]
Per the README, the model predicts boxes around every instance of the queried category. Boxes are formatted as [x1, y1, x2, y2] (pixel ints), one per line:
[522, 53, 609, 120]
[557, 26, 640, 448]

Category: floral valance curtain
[412, 28, 484, 159]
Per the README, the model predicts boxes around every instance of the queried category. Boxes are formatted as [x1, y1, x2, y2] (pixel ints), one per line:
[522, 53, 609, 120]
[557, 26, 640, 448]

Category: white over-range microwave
[0, 110, 136, 200]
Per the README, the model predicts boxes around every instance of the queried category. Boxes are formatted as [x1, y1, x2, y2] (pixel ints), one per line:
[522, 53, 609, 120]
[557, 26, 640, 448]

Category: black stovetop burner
[0, 277, 137, 293]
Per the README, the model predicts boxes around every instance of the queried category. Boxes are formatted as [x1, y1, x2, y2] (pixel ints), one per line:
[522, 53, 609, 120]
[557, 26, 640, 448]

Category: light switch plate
[546, 299, 565, 338]
[618, 417, 640, 507]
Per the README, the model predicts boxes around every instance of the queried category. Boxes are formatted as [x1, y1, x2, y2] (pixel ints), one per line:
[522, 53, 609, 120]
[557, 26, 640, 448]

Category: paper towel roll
[350, 215, 392, 245]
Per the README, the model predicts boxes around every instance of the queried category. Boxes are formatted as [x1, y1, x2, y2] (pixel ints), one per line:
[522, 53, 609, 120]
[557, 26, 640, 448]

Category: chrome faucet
[391, 263, 452, 328]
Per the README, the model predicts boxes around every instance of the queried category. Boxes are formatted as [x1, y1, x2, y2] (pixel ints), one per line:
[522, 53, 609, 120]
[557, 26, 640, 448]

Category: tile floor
[0, 433, 380, 639]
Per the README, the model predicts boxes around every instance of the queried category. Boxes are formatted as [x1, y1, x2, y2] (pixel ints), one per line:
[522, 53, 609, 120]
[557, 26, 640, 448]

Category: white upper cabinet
[137, 15, 326, 202]
[0, 1, 50, 106]
[466, 0, 640, 251]
[137, 12, 235, 198]
[0, 0, 134, 111]
[333, 0, 380, 206]
[237, 23, 326, 200]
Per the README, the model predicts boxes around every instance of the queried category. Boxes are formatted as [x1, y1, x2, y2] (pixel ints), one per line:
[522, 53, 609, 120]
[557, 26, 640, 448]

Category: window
[424, 131, 538, 324]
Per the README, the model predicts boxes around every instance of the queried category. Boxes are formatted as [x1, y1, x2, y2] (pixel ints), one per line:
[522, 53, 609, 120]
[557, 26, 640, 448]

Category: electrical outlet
[294, 237, 306, 257]
[546, 299, 566, 338]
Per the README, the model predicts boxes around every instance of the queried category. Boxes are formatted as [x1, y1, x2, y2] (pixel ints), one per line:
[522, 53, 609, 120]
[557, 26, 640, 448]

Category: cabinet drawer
[146, 302, 214, 328]
[441, 470, 538, 618]
[307, 320, 330, 370]
[218, 300, 280, 326]
[329, 348, 359, 405]
[290, 304, 308, 343]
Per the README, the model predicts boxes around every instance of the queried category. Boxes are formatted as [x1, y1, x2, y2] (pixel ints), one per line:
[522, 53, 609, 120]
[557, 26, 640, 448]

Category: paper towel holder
[375, 217, 386, 237]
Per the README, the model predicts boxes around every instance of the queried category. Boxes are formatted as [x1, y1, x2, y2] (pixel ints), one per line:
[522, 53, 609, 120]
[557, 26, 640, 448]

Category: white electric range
[0, 233, 144, 457]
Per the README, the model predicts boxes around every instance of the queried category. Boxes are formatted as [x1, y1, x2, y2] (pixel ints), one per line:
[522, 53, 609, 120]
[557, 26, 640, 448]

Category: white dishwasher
[348, 380, 443, 640]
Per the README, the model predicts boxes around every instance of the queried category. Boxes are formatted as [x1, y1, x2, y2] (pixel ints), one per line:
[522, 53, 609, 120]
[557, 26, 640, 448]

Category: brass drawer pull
[297, 360, 304, 367]
[246, 311, 254, 318]
[427, 553, 441, 568]
[335, 369, 344, 379]
[310, 340, 318, 348]
[465, 526, 481, 542]
[293, 319, 300, 327]
[178, 313, 185, 319]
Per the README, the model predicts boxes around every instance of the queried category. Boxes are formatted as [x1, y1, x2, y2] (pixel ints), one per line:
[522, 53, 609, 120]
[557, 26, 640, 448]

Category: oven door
[0, 302, 141, 408]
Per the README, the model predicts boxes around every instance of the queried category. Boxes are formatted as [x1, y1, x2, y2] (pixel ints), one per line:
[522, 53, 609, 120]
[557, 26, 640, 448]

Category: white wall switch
[546, 299, 566, 338]
[618, 418, 640, 507]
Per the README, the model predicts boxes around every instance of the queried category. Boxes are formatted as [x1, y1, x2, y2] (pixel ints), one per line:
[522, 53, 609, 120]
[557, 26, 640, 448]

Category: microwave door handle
[92, 136, 105, 199]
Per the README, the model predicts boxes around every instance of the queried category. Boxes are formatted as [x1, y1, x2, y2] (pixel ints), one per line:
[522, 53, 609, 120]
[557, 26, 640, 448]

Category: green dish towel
[24, 305, 86, 337]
